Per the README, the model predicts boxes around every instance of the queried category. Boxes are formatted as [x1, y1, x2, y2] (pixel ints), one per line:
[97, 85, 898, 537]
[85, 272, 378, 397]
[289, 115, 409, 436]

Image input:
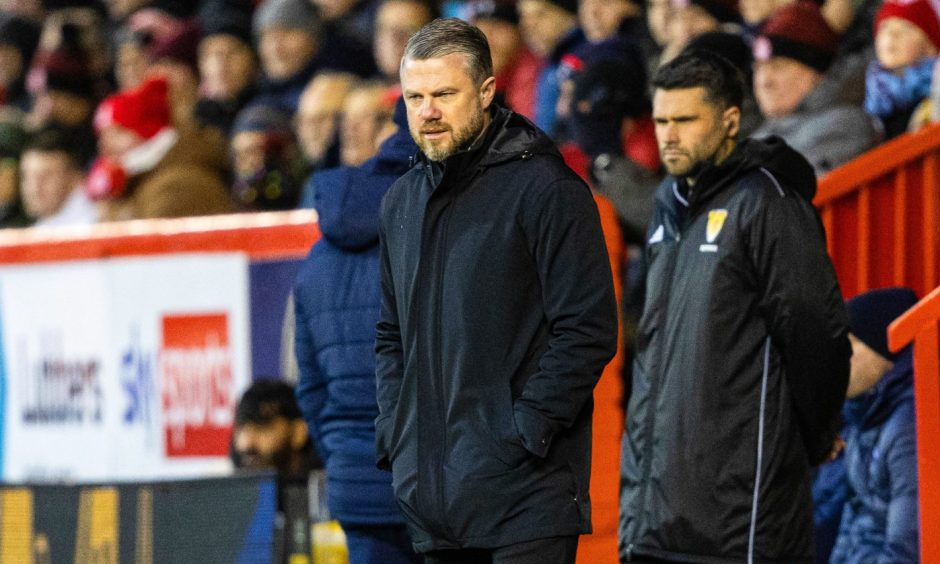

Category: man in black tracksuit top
[375, 19, 618, 564]
[619, 51, 851, 563]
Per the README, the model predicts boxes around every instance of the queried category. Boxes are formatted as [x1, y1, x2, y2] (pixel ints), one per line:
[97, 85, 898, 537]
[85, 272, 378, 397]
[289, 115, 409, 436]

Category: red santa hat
[93, 77, 171, 140]
[875, 0, 940, 50]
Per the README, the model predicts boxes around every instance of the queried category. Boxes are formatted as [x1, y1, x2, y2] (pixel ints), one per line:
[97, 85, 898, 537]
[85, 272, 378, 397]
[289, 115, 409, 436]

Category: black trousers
[423, 536, 579, 564]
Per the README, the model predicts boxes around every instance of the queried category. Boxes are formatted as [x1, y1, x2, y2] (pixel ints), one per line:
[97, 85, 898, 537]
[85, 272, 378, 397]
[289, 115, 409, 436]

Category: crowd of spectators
[0, 0, 937, 229]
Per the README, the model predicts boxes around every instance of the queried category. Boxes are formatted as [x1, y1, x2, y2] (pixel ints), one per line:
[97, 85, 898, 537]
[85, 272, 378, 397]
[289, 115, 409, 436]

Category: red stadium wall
[0, 210, 320, 264]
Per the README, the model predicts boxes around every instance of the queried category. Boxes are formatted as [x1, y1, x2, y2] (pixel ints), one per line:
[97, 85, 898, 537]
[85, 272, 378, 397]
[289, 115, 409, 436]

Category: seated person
[865, 0, 939, 138]
[830, 288, 919, 563]
[0, 109, 30, 228]
[561, 38, 660, 244]
[232, 379, 322, 479]
[20, 126, 97, 227]
[87, 76, 234, 220]
[517, 0, 586, 135]
[229, 104, 307, 211]
[195, 0, 258, 137]
[25, 23, 100, 167]
[373, 0, 433, 86]
[252, 0, 373, 115]
[467, 0, 540, 119]
[338, 81, 395, 167]
[294, 72, 355, 172]
[232, 378, 325, 563]
[751, 1, 880, 174]
[659, 0, 741, 64]
[0, 13, 40, 111]
[579, 0, 658, 62]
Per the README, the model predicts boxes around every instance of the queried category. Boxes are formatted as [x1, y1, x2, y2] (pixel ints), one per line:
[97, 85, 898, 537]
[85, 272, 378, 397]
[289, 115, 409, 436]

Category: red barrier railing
[889, 286, 940, 562]
[816, 123, 940, 299]
[0, 210, 320, 264]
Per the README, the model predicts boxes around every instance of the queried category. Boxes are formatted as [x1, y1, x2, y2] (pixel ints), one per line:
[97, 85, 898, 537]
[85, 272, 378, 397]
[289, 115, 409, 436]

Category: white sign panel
[0, 253, 251, 482]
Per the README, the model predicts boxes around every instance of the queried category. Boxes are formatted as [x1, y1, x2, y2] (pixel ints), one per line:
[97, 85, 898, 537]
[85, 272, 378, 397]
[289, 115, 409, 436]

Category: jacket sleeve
[829, 495, 856, 562]
[514, 177, 619, 458]
[746, 181, 851, 465]
[293, 278, 330, 462]
[804, 107, 880, 174]
[374, 216, 403, 470]
[879, 404, 919, 564]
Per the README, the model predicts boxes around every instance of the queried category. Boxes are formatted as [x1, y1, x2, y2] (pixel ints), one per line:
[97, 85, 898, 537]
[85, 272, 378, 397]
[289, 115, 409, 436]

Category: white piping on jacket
[748, 337, 772, 563]
[759, 167, 786, 197]
[672, 181, 689, 207]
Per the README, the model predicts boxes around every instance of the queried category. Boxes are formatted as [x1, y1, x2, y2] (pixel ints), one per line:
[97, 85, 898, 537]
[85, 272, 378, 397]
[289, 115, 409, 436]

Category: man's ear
[723, 106, 741, 139]
[290, 419, 309, 450]
[480, 76, 496, 109]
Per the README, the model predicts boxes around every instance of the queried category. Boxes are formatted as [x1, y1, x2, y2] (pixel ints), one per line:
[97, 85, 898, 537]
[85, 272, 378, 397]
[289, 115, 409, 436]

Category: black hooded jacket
[375, 107, 618, 552]
[620, 136, 851, 563]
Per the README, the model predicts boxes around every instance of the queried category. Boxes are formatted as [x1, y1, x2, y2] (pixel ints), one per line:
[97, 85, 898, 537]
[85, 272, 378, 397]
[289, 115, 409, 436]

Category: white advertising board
[0, 253, 251, 482]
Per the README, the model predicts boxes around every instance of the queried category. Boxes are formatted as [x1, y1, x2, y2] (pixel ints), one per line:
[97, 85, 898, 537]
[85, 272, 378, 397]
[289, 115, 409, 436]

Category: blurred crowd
[0, 0, 938, 231]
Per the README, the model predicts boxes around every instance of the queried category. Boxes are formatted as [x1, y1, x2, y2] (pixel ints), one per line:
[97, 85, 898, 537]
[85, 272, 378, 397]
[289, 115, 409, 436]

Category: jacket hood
[417, 106, 560, 173]
[677, 135, 817, 212]
[844, 347, 913, 429]
[315, 101, 416, 251]
[481, 107, 560, 165]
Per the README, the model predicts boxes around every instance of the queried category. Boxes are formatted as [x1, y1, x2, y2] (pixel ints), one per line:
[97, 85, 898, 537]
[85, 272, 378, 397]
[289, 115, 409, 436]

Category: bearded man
[373, 17, 617, 564]
[619, 50, 851, 563]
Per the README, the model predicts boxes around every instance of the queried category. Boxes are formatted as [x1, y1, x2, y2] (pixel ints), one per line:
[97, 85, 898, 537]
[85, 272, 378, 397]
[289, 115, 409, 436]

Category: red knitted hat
[93, 77, 171, 140]
[875, 0, 940, 50]
[754, 1, 839, 72]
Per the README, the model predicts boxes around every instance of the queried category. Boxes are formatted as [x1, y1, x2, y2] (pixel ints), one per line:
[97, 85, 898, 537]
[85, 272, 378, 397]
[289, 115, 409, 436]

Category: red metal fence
[815, 123, 940, 299]
[889, 286, 940, 561]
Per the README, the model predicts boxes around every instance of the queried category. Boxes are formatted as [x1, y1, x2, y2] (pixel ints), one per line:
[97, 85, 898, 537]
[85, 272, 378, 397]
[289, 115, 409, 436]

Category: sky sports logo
[161, 314, 235, 457]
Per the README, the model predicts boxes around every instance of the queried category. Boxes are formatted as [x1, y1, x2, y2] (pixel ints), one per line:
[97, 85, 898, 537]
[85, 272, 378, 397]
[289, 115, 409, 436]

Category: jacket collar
[414, 106, 560, 178]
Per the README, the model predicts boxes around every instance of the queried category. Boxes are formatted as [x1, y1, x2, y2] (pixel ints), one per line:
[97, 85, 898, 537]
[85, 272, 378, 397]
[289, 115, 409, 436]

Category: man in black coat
[374, 17, 618, 564]
[619, 50, 851, 563]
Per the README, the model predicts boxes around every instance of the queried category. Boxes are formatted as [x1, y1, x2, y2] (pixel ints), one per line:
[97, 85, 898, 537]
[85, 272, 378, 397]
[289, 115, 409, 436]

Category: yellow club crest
[706, 209, 728, 243]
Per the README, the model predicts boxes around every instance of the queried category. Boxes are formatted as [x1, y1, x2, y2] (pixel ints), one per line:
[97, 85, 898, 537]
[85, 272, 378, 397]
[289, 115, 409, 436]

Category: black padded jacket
[374, 107, 618, 553]
[620, 136, 851, 563]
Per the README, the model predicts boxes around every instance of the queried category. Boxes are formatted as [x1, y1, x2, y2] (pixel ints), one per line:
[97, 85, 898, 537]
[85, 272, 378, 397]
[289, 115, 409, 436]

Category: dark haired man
[619, 50, 851, 563]
[232, 379, 323, 564]
[375, 17, 617, 564]
[19, 126, 97, 226]
[232, 379, 321, 477]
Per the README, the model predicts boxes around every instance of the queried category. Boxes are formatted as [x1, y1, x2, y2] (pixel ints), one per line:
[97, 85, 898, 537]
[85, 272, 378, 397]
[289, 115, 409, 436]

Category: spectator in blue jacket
[517, 0, 586, 135]
[830, 287, 919, 564]
[293, 97, 419, 564]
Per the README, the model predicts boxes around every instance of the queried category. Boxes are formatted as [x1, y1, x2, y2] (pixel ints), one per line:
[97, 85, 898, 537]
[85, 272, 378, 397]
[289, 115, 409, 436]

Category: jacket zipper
[635, 222, 683, 546]
[435, 198, 453, 539]
[431, 165, 482, 540]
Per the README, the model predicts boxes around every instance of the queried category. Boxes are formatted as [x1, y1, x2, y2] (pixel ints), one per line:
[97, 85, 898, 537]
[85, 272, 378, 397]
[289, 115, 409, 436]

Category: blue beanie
[846, 287, 918, 360]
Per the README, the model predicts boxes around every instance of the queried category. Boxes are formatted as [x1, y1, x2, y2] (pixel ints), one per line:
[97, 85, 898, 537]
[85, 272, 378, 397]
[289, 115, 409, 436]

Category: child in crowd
[830, 288, 919, 563]
[864, 0, 940, 137]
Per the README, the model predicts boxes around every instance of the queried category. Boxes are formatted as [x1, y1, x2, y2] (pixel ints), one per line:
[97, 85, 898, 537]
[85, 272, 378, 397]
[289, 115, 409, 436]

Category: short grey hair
[401, 17, 494, 86]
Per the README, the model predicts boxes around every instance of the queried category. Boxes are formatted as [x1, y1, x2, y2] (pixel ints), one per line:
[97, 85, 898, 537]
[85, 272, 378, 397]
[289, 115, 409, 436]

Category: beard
[412, 103, 486, 162]
[236, 445, 296, 476]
